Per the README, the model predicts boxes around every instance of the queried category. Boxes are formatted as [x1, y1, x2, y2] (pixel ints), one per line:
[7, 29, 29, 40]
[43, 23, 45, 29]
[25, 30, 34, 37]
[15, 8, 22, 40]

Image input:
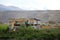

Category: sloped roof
[34, 18, 40, 21]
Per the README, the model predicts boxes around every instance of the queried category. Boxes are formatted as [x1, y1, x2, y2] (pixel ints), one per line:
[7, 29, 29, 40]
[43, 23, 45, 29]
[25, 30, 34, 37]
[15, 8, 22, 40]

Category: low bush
[0, 25, 60, 40]
[0, 24, 9, 32]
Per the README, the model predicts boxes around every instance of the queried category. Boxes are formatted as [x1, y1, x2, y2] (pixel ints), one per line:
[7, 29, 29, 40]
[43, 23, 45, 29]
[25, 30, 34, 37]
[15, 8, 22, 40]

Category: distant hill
[0, 4, 60, 23]
[0, 4, 22, 11]
[0, 10, 60, 23]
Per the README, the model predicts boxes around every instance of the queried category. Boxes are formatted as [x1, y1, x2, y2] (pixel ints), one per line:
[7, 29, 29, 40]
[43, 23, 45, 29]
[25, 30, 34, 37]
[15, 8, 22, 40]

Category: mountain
[0, 10, 60, 23]
[0, 5, 60, 23]
[0, 4, 22, 11]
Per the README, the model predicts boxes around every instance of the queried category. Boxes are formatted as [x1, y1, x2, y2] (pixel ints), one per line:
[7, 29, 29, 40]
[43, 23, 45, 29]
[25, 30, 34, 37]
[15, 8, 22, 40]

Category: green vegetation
[0, 25, 60, 40]
[0, 26, 60, 40]
[0, 24, 8, 32]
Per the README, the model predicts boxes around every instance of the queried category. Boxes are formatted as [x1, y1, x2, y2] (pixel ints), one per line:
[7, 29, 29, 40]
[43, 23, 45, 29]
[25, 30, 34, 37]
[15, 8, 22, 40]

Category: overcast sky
[0, 0, 60, 10]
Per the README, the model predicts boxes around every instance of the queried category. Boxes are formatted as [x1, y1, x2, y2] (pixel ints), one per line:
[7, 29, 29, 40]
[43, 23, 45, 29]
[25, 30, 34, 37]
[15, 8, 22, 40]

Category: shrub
[0, 26, 60, 40]
[0, 24, 9, 32]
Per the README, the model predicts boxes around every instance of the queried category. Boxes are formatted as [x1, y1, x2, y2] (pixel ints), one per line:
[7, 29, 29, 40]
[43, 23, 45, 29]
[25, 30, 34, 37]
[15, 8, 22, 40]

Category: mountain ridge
[0, 4, 22, 11]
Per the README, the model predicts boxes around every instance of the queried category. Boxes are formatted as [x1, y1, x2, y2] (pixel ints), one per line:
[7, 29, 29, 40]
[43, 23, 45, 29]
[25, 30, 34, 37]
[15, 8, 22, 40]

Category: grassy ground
[0, 24, 60, 40]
